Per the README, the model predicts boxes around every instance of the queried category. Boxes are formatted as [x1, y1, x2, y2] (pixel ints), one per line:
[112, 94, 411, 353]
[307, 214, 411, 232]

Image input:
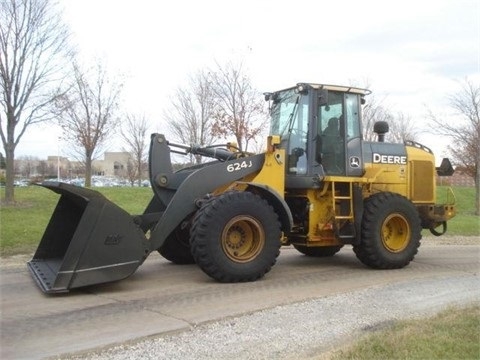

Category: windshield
[269, 88, 310, 174]
[269, 89, 308, 139]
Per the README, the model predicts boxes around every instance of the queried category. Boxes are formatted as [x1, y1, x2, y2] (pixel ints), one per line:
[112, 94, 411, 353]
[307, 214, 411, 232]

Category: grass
[328, 304, 480, 360]
[431, 186, 480, 236]
[0, 185, 152, 256]
[0, 185, 478, 256]
[0, 186, 59, 255]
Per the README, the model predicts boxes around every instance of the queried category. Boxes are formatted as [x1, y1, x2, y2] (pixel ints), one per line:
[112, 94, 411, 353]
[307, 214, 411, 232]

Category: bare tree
[361, 90, 418, 143]
[17, 154, 37, 178]
[388, 112, 419, 143]
[210, 61, 266, 152]
[37, 159, 48, 179]
[0, 0, 71, 203]
[54, 61, 122, 187]
[124, 158, 136, 186]
[121, 113, 148, 186]
[428, 78, 480, 215]
[165, 69, 216, 164]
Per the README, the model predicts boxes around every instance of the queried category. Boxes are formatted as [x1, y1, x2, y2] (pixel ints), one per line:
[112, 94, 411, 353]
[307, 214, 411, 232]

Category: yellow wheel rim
[381, 213, 411, 252]
[221, 215, 265, 263]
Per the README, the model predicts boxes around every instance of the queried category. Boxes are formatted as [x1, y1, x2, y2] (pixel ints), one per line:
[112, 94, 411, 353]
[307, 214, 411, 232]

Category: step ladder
[331, 181, 356, 242]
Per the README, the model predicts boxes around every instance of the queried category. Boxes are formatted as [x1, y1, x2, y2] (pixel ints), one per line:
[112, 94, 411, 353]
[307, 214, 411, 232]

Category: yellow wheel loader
[27, 83, 456, 293]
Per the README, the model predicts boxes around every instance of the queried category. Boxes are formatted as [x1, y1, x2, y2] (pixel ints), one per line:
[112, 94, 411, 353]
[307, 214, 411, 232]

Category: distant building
[46, 156, 70, 171]
[13, 152, 130, 180]
[93, 152, 131, 177]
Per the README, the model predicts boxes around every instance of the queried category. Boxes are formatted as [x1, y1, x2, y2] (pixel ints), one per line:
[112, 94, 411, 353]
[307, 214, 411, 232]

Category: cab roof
[274, 83, 371, 96]
[306, 83, 371, 95]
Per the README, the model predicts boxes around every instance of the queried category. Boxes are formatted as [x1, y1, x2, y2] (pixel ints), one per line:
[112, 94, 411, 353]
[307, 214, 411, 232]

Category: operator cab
[266, 83, 370, 188]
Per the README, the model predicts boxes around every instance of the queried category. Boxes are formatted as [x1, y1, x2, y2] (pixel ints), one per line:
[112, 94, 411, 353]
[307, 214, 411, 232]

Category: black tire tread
[190, 191, 281, 282]
[158, 233, 195, 264]
[353, 192, 422, 269]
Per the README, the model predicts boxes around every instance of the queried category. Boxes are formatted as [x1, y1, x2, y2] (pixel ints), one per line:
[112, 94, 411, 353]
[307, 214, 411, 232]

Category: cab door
[317, 91, 346, 175]
[316, 91, 363, 177]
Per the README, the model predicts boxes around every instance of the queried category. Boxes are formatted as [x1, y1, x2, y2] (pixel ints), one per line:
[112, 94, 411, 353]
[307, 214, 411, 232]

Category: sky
[15, 0, 480, 162]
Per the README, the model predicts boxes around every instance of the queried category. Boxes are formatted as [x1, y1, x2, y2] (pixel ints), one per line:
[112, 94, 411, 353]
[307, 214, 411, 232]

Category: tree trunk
[137, 157, 142, 187]
[476, 162, 480, 216]
[3, 147, 15, 204]
[476, 180, 479, 216]
[85, 156, 92, 187]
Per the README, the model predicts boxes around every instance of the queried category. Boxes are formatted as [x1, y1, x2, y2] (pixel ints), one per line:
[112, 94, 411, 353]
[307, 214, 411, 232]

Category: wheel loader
[27, 83, 456, 293]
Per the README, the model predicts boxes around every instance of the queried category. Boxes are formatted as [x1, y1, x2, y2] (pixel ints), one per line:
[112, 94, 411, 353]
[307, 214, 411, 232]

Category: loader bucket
[27, 182, 149, 294]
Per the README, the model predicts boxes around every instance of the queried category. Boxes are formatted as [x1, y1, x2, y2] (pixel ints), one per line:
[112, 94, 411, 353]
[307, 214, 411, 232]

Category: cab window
[318, 91, 345, 175]
[345, 94, 360, 139]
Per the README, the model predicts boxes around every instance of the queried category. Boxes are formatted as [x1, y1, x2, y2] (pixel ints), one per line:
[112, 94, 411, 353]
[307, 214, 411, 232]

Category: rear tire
[158, 219, 195, 264]
[353, 192, 421, 269]
[293, 245, 343, 257]
[190, 191, 281, 282]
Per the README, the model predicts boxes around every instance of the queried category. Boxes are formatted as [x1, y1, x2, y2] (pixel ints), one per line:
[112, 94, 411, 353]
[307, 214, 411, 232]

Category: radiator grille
[411, 160, 434, 202]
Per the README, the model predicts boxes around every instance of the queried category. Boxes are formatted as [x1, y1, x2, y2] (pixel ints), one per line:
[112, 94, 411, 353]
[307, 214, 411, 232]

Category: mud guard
[27, 182, 149, 293]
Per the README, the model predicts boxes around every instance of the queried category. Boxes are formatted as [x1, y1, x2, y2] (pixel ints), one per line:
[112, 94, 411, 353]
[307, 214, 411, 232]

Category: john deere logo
[373, 153, 407, 165]
[349, 156, 360, 168]
[104, 234, 122, 245]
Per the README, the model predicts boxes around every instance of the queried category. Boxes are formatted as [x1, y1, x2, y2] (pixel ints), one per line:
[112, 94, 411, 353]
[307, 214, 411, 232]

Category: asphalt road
[1, 240, 479, 359]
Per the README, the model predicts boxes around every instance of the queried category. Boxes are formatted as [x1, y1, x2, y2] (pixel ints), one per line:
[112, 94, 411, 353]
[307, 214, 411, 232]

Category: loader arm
[145, 133, 266, 251]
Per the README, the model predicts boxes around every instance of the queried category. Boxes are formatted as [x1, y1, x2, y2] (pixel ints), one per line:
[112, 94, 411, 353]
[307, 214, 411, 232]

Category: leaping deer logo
[349, 156, 360, 168]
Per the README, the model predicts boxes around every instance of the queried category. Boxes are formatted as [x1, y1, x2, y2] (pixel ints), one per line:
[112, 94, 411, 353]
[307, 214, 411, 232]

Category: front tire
[353, 192, 421, 269]
[158, 219, 195, 264]
[190, 191, 281, 282]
